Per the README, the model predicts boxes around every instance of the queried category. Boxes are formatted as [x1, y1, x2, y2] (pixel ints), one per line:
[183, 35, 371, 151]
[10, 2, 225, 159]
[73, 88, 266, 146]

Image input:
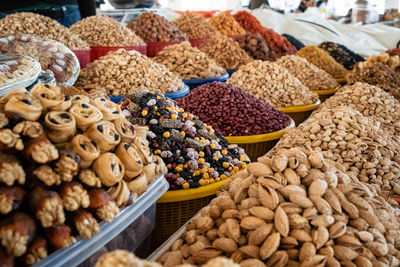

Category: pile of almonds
[159, 147, 400, 266]
[153, 41, 226, 79]
[233, 33, 277, 61]
[209, 12, 245, 36]
[199, 33, 253, 70]
[70, 16, 144, 47]
[227, 60, 319, 107]
[127, 11, 188, 42]
[0, 12, 89, 50]
[297, 46, 348, 79]
[75, 49, 184, 95]
[174, 13, 218, 39]
[277, 55, 339, 91]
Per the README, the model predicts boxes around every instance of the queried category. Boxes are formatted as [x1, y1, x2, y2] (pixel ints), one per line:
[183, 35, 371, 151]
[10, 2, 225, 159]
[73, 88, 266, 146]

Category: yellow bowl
[277, 100, 321, 125]
[312, 88, 339, 102]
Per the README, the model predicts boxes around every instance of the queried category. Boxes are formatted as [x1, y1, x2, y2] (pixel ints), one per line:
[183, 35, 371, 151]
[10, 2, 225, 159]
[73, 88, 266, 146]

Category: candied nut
[59, 182, 90, 211]
[89, 189, 120, 222]
[33, 165, 61, 186]
[54, 153, 79, 182]
[0, 186, 25, 214]
[72, 209, 100, 239]
[25, 138, 59, 164]
[13, 121, 43, 138]
[79, 169, 102, 188]
[0, 129, 23, 151]
[46, 223, 76, 249]
[22, 237, 47, 265]
[0, 153, 25, 186]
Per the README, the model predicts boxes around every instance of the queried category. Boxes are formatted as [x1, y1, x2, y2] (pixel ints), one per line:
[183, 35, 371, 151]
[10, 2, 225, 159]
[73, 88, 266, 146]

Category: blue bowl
[227, 69, 236, 76]
[110, 96, 124, 103]
[165, 84, 190, 99]
[183, 73, 229, 89]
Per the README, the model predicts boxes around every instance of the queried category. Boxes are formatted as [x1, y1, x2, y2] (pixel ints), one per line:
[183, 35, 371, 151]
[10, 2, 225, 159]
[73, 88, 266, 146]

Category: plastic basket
[183, 72, 229, 89]
[189, 37, 210, 48]
[277, 100, 321, 126]
[312, 88, 338, 103]
[146, 41, 181, 57]
[225, 119, 295, 162]
[90, 45, 147, 61]
[73, 49, 91, 69]
[152, 178, 231, 248]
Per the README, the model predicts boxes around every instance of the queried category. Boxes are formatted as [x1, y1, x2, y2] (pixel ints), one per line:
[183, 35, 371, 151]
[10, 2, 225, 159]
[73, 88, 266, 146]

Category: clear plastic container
[0, 33, 80, 85]
[33, 175, 168, 267]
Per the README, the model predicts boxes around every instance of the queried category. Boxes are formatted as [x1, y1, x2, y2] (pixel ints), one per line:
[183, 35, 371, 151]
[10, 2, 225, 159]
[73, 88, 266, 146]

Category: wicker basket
[277, 100, 320, 126]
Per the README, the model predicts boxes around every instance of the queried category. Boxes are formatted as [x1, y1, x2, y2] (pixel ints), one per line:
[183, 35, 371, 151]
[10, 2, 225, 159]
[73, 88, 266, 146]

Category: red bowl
[73, 49, 91, 68]
[90, 45, 147, 61]
[189, 37, 210, 48]
[146, 41, 182, 57]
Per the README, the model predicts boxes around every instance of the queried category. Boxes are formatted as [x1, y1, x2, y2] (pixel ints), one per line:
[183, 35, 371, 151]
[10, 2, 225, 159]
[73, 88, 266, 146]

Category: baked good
[3, 92, 42, 121]
[85, 121, 121, 152]
[127, 173, 147, 196]
[92, 153, 125, 187]
[132, 137, 152, 165]
[70, 95, 90, 106]
[115, 143, 143, 180]
[30, 83, 71, 111]
[91, 97, 122, 121]
[44, 111, 76, 143]
[69, 134, 100, 168]
[113, 118, 135, 143]
[106, 180, 130, 207]
[69, 103, 103, 130]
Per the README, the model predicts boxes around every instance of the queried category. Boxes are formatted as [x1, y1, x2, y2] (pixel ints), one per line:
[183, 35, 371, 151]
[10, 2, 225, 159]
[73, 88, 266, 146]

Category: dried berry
[233, 32, 277, 61]
[318, 41, 364, 70]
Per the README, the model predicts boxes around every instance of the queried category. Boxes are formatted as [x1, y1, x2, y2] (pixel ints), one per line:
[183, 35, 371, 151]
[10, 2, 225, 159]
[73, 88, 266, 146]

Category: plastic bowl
[164, 84, 190, 99]
[73, 49, 91, 68]
[146, 41, 181, 57]
[312, 87, 339, 103]
[90, 45, 147, 61]
[189, 37, 210, 48]
[183, 73, 229, 89]
[277, 100, 321, 125]
[227, 69, 236, 76]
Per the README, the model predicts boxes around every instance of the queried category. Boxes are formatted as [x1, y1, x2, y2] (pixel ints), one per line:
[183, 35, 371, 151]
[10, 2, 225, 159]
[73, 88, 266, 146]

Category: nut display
[70, 16, 145, 47]
[0, 12, 89, 50]
[177, 82, 292, 136]
[199, 33, 253, 70]
[75, 49, 184, 95]
[233, 33, 277, 61]
[297, 45, 348, 79]
[233, 11, 297, 58]
[363, 52, 400, 73]
[209, 12, 245, 36]
[347, 62, 400, 100]
[127, 11, 188, 42]
[158, 148, 400, 266]
[0, 54, 41, 89]
[318, 41, 365, 70]
[174, 12, 218, 39]
[227, 60, 319, 107]
[0, 33, 80, 85]
[277, 55, 339, 91]
[120, 90, 250, 190]
[0, 84, 166, 265]
[153, 41, 226, 79]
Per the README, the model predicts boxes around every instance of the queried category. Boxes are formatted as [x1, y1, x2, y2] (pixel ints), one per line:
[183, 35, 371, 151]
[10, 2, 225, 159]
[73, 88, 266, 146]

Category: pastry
[88, 189, 119, 222]
[70, 95, 90, 106]
[91, 97, 122, 121]
[134, 125, 148, 142]
[24, 137, 59, 164]
[132, 137, 152, 165]
[127, 172, 148, 196]
[0, 88, 28, 112]
[46, 223, 76, 250]
[143, 163, 157, 184]
[85, 121, 121, 152]
[69, 103, 103, 131]
[92, 153, 125, 187]
[30, 83, 71, 111]
[153, 155, 168, 175]
[71, 209, 100, 239]
[44, 111, 76, 143]
[115, 142, 143, 180]
[21, 236, 48, 265]
[0, 186, 26, 214]
[79, 169, 102, 188]
[69, 134, 100, 168]
[3, 91, 42, 121]
[113, 117, 136, 143]
[59, 181, 90, 211]
[106, 180, 130, 207]
[0, 152, 26, 186]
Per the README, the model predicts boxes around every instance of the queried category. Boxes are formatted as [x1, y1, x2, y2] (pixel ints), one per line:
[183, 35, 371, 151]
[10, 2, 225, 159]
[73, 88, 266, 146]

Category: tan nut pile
[209, 12, 246, 36]
[227, 60, 319, 108]
[153, 41, 226, 79]
[0, 12, 89, 50]
[363, 52, 400, 73]
[69, 16, 144, 47]
[199, 33, 253, 70]
[174, 13, 218, 39]
[159, 148, 400, 267]
[323, 82, 400, 136]
[274, 106, 400, 197]
[277, 55, 339, 91]
[297, 46, 347, 79]
[75, 49, 184, 95]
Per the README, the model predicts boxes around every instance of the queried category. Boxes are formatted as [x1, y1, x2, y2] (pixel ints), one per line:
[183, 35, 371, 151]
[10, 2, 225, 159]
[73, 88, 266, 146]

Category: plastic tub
[164, 84, 190, 99]
[277, 100, 321, 126]
[312, 88, 338, 103]
[73, 49, 91, 68]
[32, 175, 168, 267]
[225, 119, 295, 162]
[183, 72, 229, 89]
[90, 45, 147, 61]
[146, 41, 181, 57]
[189, 37, 210, 48]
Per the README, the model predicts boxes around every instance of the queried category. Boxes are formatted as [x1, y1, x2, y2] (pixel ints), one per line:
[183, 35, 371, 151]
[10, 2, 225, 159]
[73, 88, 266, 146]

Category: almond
[298, 242, 316, 262]
[312, 226, 329, 249]
[240, 216, 266, 230]
[333, 245, 358, 261]
[212, 238, 237, 253]
[260, 232, 280, 260]
[308, 179, 327, 197]
[248, 224, 273, 245]
[249, 206, 274, 221]
[329, 222, 347, 238]
[258, 185, 279, 210]
[290, 229, 312, 242]
[240, 259, 267, 267]
[267, 250, 289, 267]
[225, 218, 240, 242]
[300, 255, 326, 267]
[274, 206, 289, 237]
[191, 247, 222, 264]
[240, 245, 260, 259]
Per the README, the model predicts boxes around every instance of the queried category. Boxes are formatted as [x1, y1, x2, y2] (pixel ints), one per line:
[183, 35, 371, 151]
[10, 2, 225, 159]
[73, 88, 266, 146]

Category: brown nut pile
[0, 12, 88, 50]
[347, 62, 400, 100]
[75, 49, 184, 95]
[209, 12, 245, 36]
[277, 55, 339, 91]
[174, 12, 218, 39]
[159, 148, 400, 266]
[227, 60, 319, 107]
[275, 106, 400, 198]
[363, 52, 400, 73]
[233, 33, 277, 61]
[153, 41, 225, 79]
[127, 11, 188, 43]
[199, 33, 253, 70]
[297, 46, 348, 79]
[69, 16, 144, 47]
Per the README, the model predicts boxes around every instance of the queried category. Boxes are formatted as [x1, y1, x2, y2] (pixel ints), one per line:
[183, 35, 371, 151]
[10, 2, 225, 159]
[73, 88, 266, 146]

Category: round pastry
[133, 126, 148, 141]
[143, 163, 157, 184]
[69, 103, 103, 131]
[106, 180, 130, 207]
[0, 88, 28, 112]
[113, 118, 135, 143]
[132, 138, 152, 165]
[70, 95, 90, 106]
[85, 121, 121, 152]
[115, 143, 143, 180]
[30, 83, 71, 111]
[127, 172, 147, 196]
[91, 97, 122, 121]
[44, 111, 76, 143]
[152, 155, 168, 175]
[4, 92, 42, 121]
[69, 134, 100, 168]
[92, 153, 125, 187]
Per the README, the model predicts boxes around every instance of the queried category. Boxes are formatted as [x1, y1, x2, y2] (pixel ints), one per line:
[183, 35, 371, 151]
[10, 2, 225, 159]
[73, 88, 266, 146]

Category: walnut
[79, 169, 102, 188]
[54, 154, 79, 182]
[33, 165, 61, 186]
[13, 121, 43, 138]
[0, 129, 23, 150]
